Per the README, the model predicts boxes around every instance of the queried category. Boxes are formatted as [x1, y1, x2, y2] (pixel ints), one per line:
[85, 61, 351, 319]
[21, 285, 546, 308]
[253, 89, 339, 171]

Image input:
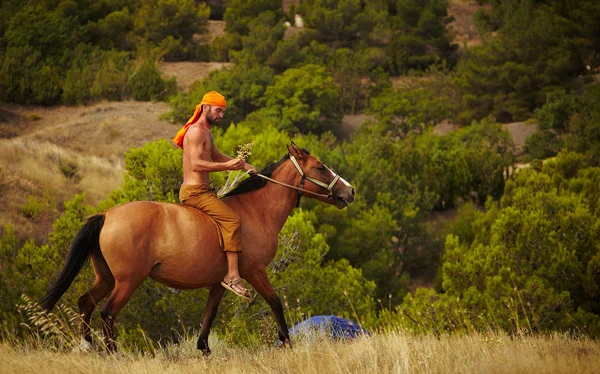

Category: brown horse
[41, 143, 355, 354]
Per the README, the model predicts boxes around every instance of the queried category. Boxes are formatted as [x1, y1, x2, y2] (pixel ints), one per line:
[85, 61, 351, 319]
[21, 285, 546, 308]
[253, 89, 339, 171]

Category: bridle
[255, 155, 341, 207]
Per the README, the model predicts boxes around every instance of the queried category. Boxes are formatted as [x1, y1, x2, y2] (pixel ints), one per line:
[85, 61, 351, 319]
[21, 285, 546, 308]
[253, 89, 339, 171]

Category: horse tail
[41, 213, 106, 312]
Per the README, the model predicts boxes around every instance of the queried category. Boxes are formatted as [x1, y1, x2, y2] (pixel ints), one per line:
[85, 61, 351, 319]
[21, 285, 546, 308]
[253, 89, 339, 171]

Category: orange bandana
[172, 91, 227, 149]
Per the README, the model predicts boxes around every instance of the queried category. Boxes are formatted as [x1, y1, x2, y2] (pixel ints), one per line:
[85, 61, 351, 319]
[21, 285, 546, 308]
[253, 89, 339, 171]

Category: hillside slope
[0, 101, 176, 242]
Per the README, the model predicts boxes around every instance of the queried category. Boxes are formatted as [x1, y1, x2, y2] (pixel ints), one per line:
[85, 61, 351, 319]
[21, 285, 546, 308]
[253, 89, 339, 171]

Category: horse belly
[148, 215, 228, 289]
[149, 244, 227, 290]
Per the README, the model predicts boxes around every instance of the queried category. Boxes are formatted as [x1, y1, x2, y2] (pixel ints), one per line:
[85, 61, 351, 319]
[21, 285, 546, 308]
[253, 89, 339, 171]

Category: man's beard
[206, 110, 219, 126]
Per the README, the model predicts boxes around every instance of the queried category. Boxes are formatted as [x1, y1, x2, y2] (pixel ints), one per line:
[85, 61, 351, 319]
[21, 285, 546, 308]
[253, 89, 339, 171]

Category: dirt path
[159, 61, 233, 92]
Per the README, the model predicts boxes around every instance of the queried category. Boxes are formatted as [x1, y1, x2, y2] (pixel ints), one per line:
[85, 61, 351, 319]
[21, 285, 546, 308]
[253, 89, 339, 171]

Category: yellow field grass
[1, 330, 598, 374]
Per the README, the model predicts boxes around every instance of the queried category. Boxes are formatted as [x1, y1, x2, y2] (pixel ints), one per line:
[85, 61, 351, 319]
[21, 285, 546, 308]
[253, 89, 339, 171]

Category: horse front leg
[197, 284, 226, 356]
[246, 269, 292, 348]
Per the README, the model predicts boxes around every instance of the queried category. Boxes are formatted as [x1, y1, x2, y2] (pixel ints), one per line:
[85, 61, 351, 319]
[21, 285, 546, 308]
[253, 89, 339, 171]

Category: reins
[255, 155, 340, 207]
[255, 173, 332, 201]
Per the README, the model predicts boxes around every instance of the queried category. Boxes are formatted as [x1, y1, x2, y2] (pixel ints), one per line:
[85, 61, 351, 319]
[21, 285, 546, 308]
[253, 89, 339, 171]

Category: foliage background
[1, 0, 600, 347]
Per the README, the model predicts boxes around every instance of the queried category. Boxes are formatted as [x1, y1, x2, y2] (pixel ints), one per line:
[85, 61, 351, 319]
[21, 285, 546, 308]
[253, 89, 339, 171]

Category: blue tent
[289, 315, 370, 340]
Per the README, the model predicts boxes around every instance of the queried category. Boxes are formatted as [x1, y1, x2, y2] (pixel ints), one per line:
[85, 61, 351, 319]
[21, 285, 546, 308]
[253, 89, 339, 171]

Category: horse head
[287, 142, 355, 209]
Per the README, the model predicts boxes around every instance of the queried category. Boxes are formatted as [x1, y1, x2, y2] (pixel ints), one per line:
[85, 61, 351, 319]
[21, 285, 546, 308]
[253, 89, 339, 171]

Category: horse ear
[287, 142, 304, 159]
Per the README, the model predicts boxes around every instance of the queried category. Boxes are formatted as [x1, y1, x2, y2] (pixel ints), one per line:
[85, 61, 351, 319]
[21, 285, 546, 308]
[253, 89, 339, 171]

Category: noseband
[289, 155, 339, 207]
[255, 155, 340, 207]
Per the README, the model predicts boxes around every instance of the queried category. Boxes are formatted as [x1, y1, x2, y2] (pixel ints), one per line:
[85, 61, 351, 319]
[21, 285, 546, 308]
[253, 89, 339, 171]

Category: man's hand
[225, 158, 246, 170]
[245, 163, 258, 175]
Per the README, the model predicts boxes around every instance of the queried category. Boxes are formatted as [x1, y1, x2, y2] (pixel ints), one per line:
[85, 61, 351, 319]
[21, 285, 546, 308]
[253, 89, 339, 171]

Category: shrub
[19, 194, 55, 222]
[90, 50, 133, 101]
[62, 45, 104, 105]
[129, 59, 169, 101]
[30, 65, 62, 105]
[59, 162, 80, 182]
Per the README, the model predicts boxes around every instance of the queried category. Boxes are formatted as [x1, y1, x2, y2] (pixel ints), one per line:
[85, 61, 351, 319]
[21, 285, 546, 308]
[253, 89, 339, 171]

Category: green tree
[261, 64, 341, 134]
[132, 0, 209, 45]
[297, 0, 386, 48]
[455, 0, 600, 123]
[388, 0, 456, 74]
[94, 8, 134, 50]
[325, 117, 513, 308]
[4, 3, 80, 62]
[90, 50, 134, 101]
[0, 2, 82, 104]
[525, 84, 600, 164]
[129, 58, 177, 101]
[431, 152, 600, 335]
[229, 11, 286, 68]
[223, 0, 283, 36]
[370, 84, 455, 138]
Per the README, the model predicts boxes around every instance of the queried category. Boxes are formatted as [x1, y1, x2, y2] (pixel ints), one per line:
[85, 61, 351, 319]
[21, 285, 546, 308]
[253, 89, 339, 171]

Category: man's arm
[186, 126, 245, 172]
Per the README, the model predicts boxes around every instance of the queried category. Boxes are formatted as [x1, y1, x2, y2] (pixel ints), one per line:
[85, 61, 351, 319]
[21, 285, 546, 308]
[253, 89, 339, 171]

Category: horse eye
[317, 165, 326, 172]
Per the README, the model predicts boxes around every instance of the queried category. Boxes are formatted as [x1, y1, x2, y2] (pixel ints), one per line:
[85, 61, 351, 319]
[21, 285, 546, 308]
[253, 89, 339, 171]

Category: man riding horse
[173, 91, 256, 300]
[41, 93, 355, 353]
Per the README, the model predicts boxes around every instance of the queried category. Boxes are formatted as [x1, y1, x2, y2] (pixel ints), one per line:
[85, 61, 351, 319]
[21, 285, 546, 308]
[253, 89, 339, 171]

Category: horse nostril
[351, 188, 355, 196]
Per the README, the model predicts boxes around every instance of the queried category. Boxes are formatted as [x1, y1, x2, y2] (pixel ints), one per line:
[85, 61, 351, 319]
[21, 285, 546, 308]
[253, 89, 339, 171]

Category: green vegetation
[1, 0, 600, 350]
[0, 0, 205, 105]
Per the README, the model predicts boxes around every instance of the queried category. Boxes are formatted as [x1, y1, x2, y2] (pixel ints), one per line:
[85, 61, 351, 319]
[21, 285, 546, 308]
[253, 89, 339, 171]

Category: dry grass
[0, 101, 178, 240]
[1, 330, 598, 374]
[0, 138, 124, 204]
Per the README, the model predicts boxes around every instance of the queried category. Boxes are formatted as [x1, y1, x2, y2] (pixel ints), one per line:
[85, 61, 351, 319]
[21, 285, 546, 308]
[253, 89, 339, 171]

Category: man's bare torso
[182, 125, 214, 185]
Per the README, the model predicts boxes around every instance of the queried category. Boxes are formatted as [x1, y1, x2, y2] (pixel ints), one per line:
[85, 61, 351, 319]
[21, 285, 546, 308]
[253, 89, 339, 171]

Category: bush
[132, 0, 210, 45]
[90, 50, 133, 101]
[262, 64, 341, 134]
[19, 194, 55, 222]
[129, 59, 176, 101]
[62, 45, 103, 105]
[524, 130, 561, 160]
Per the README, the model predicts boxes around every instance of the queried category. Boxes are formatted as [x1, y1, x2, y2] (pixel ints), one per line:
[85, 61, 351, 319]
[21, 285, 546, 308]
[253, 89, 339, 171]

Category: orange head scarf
[172, 91, 227, 149]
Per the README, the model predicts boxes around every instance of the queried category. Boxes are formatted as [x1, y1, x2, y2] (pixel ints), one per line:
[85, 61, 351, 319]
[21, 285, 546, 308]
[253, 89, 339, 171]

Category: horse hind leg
[99, 278, 144, 352]
[77, 252, 115, 348]
[197, 284, 226, 356]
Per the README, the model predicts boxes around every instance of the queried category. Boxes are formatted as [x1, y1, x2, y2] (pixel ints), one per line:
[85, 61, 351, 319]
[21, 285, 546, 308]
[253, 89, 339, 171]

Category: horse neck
[239, 161, 301, 231]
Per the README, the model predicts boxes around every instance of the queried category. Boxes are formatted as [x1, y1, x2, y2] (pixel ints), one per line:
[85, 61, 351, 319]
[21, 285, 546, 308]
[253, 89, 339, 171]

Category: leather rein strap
[255, 155, 340, 207]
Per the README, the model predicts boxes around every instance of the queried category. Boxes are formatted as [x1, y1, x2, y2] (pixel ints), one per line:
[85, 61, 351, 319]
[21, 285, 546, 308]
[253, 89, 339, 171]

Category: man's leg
[179, 184, 251, 300]
[223, 251, 252, 300]
[226, 252, 241, 281]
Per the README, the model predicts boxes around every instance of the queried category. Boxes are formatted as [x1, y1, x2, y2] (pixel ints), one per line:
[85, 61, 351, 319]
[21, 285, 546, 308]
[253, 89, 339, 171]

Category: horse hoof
[72, 339, 92, 353]
[197, 338, 211, 356]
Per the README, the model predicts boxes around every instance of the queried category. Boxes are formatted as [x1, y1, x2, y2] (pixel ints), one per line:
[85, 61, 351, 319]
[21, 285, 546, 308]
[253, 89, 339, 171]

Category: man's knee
[227, 210, 241, 226]
[230, 216, 241, 232]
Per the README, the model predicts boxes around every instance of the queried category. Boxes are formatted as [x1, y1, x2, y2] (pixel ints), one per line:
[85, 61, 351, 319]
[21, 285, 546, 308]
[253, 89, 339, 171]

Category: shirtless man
[173, 91, 257, 300]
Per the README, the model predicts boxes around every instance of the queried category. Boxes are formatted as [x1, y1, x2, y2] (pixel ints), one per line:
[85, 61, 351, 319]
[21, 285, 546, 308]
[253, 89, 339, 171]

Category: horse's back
[100, 201, 227, 289]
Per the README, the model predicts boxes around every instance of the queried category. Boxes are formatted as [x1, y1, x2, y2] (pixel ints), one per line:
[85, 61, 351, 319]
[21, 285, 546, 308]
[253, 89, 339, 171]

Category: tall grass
[2, 331, 598, 373]
[0, 138, 123, 204]
[2, 307, 599, 374]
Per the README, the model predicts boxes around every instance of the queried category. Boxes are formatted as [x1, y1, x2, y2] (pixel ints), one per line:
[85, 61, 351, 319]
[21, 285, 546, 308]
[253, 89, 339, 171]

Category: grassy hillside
[0, 101, 176, 243]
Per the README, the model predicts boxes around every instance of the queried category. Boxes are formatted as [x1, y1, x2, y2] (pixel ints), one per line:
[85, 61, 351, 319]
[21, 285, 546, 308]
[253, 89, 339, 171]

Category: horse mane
[225, 148, 310, 197]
